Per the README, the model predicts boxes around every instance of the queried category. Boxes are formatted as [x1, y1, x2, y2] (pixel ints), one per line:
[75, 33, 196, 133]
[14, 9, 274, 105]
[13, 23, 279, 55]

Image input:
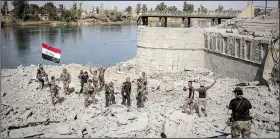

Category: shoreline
[1, 20, 136, 27]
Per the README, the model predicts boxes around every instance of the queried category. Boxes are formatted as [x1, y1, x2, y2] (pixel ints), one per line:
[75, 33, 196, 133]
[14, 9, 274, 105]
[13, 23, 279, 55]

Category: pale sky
[7, 1, 279, 11]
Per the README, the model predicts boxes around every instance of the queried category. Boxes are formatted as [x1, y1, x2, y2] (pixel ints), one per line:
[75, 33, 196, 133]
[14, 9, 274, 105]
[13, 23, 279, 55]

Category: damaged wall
[136, 26, 205, 73]
[204, 30, 270, 81]
[137, 26, 273, 82]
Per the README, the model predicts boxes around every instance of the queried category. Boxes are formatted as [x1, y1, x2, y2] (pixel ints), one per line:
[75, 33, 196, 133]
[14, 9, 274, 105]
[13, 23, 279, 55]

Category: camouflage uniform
[121, 78, 132, 107]
[99, 68, 107, 88]
[60, 69, 71, 95]
[92, 71, 99, 89]
[49, 77, 60, 105]
[83, 79, 96, 107]
[136, 78, 145, 108]
[36, 65, 48, 90]
[142, 72, 148, 102]
[231, 121, 252, 138]
[79, 72, 89, 94]
[105, 82, 115, 107]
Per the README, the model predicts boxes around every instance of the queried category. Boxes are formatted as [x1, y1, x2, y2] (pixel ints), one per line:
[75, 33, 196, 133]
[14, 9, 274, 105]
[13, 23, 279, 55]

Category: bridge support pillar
[211, 18, 215, 26]
[182, 17, 185, 27]
[164, 17, 167, 27]
[187, 17, 191, 27]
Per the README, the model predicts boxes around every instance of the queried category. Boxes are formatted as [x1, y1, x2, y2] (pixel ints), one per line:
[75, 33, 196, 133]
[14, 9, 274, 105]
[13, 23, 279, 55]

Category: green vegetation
[1, 0, 231, 27]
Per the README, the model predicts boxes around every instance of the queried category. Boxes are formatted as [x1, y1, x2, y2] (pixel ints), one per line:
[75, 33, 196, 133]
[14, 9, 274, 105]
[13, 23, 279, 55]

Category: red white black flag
[42, 43, 62, 63]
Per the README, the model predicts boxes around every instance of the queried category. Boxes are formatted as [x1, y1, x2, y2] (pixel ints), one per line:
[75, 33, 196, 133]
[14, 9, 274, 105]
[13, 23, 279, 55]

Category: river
[1, 21, 212, 69]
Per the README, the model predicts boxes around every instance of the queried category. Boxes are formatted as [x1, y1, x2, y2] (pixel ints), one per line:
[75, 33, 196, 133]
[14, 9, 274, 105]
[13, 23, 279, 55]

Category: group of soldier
[36, 64, 253, 138]
[36, 64, 148, 108]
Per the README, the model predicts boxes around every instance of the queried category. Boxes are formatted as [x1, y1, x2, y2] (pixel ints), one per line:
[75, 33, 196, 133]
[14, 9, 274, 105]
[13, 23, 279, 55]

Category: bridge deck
[138, 11, 240, 19]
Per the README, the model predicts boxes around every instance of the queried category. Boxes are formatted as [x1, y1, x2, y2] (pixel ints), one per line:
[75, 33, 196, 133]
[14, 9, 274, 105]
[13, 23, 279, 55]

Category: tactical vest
[198, 87, 207, 98]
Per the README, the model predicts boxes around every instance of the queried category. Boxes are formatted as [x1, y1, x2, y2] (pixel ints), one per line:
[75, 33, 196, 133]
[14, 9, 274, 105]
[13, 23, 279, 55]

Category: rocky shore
[1, 58, 279, 138]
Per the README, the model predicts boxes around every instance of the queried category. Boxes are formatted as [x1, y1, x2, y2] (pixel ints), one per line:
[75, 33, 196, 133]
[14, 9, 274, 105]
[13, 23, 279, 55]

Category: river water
[1, 21, 212, 69]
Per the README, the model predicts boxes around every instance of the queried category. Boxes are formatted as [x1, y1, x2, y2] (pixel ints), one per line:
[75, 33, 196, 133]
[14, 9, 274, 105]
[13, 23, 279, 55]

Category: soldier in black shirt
[227, 87, 252, 138]
[182, 81, 195, 114]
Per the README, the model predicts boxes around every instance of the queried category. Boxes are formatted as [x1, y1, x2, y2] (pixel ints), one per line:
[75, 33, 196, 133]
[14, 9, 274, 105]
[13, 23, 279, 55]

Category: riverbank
[1, 20, 136, 27]
[1, 58, 279, 138]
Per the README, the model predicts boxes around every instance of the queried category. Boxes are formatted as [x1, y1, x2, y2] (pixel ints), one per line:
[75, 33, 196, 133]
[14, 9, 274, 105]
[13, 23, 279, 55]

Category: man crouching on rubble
[227, 87, 253, 138]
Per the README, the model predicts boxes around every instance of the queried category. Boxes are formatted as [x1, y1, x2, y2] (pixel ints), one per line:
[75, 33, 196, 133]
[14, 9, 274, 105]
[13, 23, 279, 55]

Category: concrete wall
[136, 26, 205, 73]
[204, 30, 270, 81]
[136, 26, 271, 81]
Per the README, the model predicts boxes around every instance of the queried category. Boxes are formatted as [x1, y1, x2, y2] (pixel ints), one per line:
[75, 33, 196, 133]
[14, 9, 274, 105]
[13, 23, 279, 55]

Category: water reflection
[13, 27, 31, 51]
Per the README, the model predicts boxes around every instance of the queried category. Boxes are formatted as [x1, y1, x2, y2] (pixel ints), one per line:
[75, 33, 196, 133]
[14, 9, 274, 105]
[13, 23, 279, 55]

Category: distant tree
[149, 8, 153, 12]
[215, 5, 224, 13]
[142, 4, 148, 13]
[92, 6, 95, 13]
[12, 0, 28, 19]
[199, 5, 207, 13]
[77, 2, 83, 18]
[2, 0, 9, 15]
[155, 2, 167, 11]
[125, 6, 132, 14]
[96, 6, 99, 14]
[29, 4, 40, 15]
[136, 3, 141, 15]
[42, 2, 58, 20]
[183, 2, 194, 13]
[167, 6, 178, 12]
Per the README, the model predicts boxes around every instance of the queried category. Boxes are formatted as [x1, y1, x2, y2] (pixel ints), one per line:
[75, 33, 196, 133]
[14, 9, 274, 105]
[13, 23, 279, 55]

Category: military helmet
[63, 68, 67, 72]
[84, 71, 88, 74]
[51, 76, 55, 80]
[109, 81, 114, 87]
[233, 87, 243, 95]
[88, 79, 92, 82]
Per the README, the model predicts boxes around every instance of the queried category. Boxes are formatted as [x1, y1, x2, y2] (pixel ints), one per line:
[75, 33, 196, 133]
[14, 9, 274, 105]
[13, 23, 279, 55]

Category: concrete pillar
[187, 17, 191, 27]
[159, 17, 162, 27]
[182, 17, 185, 27]
[164, 17, 167, 27]
[141, 17, 145, 25]
[211, 18, 215, 26]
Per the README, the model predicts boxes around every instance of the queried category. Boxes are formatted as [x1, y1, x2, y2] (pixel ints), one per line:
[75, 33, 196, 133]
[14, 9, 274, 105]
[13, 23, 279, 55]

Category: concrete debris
[1, 58, 279, 138]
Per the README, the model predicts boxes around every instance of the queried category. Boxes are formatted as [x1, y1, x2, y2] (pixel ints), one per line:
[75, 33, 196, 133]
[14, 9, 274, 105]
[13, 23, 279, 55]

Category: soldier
[49, 76, 60, 105]
[182, 81, 195, 114]
[136, 78, 145, 108]
[60, 68, 71, 95]
[227, 87, 253, 138]
[105, 81, 115, 107]
[99, 65, 109, 88]
[78, 70, 83, 79]
[83, 79, 95, 107]
[79, 71, 89, 95]
[195, 79, 216, 117]
[36, 64, 48, 90]
[142, 72, 147, 85]
[90, 69, 99, 89]
[121, 77, 132, 107]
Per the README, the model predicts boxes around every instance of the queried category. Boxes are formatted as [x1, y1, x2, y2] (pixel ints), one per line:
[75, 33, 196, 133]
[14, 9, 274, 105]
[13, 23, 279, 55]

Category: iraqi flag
[42, 43, 62, 63]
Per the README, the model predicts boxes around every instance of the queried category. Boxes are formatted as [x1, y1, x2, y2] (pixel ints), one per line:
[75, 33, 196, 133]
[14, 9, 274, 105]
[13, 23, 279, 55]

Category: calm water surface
[1, 21, 212, 69]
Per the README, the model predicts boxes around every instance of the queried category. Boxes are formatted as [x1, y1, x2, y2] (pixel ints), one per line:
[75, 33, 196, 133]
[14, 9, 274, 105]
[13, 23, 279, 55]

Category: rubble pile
[1, 59, 279, 138]
[218, 8, 279, 39]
